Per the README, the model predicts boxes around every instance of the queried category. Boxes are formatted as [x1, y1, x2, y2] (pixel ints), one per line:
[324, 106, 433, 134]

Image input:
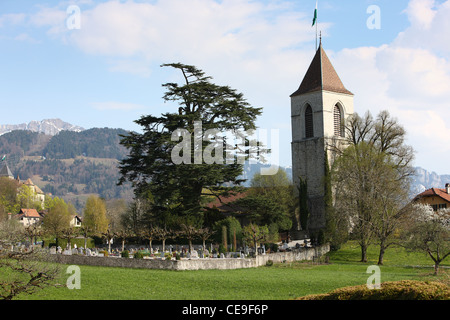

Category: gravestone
[50, 247, 57, 254]
[191, 250, 198, 259]
[220, 253, 225, 259]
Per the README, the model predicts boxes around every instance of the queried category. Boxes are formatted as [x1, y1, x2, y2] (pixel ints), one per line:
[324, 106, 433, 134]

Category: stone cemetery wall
[44, 244, 330, 271]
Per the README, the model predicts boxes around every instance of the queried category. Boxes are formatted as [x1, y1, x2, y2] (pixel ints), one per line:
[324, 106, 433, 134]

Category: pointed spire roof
[0, 162, 14, 179]
[291, 44, 353, 97]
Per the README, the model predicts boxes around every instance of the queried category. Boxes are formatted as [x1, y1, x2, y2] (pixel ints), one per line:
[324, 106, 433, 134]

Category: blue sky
[1, 0, 449, 176]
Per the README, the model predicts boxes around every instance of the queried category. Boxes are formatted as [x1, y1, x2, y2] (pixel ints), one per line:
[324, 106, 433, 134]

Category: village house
[9, 208, 43, 227]
[413, 183, 450, 211]
[0, 161, 47, 207]
[71, 215, 82, 227]
[2, 161, 82, 228]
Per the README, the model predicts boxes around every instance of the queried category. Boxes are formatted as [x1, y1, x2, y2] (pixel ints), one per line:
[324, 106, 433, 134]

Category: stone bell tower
[291, 42, 354, 235]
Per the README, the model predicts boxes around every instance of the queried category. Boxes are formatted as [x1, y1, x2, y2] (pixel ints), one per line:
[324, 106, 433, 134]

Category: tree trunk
[426, 250, 440, 276]
[378, 245, 385, 265]
[360, 244, 368, 263]
[434, 262, 439, 276]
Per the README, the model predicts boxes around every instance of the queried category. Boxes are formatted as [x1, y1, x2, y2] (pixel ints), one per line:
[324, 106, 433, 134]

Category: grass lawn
[18, 242, 449, 300]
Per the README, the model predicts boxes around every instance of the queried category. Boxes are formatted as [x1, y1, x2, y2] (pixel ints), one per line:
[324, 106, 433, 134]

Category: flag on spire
[1, 155, 5, 162]
[312, 1, 318, 26]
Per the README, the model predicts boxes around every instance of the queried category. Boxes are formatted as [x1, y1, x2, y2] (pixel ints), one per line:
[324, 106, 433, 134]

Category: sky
[0, 0, 449, 176]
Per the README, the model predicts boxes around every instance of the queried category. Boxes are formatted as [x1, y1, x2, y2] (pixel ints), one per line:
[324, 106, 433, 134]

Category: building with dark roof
[291, 41, 354, 234]
[413, 184, 450, 211]
[0, 162, 14, 179]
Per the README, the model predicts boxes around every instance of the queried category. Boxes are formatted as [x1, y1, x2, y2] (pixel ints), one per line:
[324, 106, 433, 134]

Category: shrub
[99, 250, 109, 257]
[121, 250, 129, 258]
[265, 260, 273, 267]
[175, 253, 181, 260]
[165, 254, 172, 261]
[270, 243, 279, 252]
[296, 280, 450, 300]
[134, 251, 144, 259]
[218, 244, 227, 255]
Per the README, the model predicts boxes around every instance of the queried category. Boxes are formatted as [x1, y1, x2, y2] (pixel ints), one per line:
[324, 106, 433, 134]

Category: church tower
[291, 42, 354, 234]
[0, 161, 14, 179]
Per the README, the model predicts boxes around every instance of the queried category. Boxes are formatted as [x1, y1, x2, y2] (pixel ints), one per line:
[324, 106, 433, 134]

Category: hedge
[296, 280, 450, 300]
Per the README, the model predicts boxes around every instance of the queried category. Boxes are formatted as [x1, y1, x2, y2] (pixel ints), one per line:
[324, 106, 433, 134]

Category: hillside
[1, 125, 448, 212]
[0, 128, 133, 211]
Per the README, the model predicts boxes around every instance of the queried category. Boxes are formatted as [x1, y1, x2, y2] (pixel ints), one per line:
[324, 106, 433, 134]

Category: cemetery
[43, 240, 330, 271]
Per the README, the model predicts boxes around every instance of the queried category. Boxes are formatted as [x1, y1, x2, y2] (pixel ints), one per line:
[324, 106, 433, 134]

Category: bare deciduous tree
[402, 204, 450, 275]
[154, 227, 173, 253]
[198, 227, 215, 254]
[0, 220, 61, 300]
[332, 110, 414, 263]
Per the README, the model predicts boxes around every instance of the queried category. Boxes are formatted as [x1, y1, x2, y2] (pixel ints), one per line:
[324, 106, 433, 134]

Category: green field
[18, 242, 449, 300]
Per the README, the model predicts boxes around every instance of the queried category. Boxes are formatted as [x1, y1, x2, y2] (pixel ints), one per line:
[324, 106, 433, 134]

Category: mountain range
[412, 167, 450, 194]
[0, 119, 84, 136]
[0, 119, 448, 211]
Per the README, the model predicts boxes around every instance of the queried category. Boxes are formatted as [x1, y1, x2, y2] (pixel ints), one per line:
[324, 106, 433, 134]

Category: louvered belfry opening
[334, 104, 343, 137]
[305, 105, 314, 138]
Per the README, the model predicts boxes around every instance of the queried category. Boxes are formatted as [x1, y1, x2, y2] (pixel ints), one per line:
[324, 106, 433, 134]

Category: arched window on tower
[334, 104, 344, 137]
[305, 105, 314, 138]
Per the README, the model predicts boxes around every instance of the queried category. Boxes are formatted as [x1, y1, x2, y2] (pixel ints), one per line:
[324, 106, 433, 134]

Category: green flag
[1, 155, 5, 162]
[312, 1, 318, 26]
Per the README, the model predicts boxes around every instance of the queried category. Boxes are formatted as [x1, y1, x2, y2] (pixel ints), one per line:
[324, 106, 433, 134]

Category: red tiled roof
[414, 188, 450, 203]
[291, 44, 353, 97]
[206, 192, 248, 213]
[19, 208, 41, 218]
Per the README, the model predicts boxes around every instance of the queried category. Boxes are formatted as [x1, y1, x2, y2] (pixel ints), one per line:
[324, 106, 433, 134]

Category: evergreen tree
[118, 63, 263, 226]
[298, 177, 309, 231]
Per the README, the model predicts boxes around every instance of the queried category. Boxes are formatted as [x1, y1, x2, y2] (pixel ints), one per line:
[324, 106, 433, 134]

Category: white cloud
[8, 0, 450, 173]
[14, 33, 41, 44]
[0, 13, 26, 27]
[404, 0, 437, 29]
[396, 0, 450, 54]
[27, 0, 318, 75]
[28, 6, 67, 35]
[331, 1, 450, 174]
